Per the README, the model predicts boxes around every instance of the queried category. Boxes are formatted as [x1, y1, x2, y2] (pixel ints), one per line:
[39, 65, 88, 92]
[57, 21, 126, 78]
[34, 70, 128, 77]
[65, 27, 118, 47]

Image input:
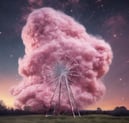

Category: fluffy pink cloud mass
[11, 7, 113, 112]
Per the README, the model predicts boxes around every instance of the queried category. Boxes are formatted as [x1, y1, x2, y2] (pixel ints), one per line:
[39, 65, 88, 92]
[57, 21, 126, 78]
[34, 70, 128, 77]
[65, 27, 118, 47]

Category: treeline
[0, 100, 42, 116]
[80, 106, 129, 116]
[0, 100, 129, 116]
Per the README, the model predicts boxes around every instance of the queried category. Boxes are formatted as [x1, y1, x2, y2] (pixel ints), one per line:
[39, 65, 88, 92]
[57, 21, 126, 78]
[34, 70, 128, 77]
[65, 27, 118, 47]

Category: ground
[0, 114, 129, 123]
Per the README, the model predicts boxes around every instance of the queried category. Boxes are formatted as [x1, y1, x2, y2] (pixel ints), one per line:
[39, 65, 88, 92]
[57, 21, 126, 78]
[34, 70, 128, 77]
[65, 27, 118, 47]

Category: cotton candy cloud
[11, 7, 113, 112]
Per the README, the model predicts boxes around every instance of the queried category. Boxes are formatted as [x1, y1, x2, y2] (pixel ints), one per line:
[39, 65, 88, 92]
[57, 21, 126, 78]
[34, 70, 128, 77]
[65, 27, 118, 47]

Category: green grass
[0, 114, 129, 123]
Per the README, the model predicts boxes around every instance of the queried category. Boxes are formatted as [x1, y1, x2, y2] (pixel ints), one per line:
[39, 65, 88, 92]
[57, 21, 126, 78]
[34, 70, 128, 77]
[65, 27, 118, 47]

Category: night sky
[0, 0, 129, 110]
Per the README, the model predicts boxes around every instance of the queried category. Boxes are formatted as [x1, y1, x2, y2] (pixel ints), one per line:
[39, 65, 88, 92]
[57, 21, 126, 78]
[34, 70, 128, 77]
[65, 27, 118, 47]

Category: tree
[97, 107, 102, 111]
[114, 106, 127, 112]
[96, 107, 102, 114]
[0, 100, 7, 111]
[113, 106, 128, 116]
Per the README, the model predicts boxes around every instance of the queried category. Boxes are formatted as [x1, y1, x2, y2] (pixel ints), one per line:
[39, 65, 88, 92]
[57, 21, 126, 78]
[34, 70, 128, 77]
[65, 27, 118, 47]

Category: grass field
[0, 114, 129, 123]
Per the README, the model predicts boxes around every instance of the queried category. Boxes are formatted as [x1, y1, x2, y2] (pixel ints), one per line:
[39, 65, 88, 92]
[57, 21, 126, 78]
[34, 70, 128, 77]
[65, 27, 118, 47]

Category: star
[113, 34, 117, 38]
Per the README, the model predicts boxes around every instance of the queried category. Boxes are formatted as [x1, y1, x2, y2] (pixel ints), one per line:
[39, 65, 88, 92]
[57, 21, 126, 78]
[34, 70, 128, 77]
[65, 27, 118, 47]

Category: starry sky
[0, 0, 129, 110]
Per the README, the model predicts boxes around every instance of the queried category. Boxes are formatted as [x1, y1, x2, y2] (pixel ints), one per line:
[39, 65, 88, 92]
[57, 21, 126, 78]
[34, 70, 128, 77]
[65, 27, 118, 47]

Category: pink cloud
[11, 7, 113, 112]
